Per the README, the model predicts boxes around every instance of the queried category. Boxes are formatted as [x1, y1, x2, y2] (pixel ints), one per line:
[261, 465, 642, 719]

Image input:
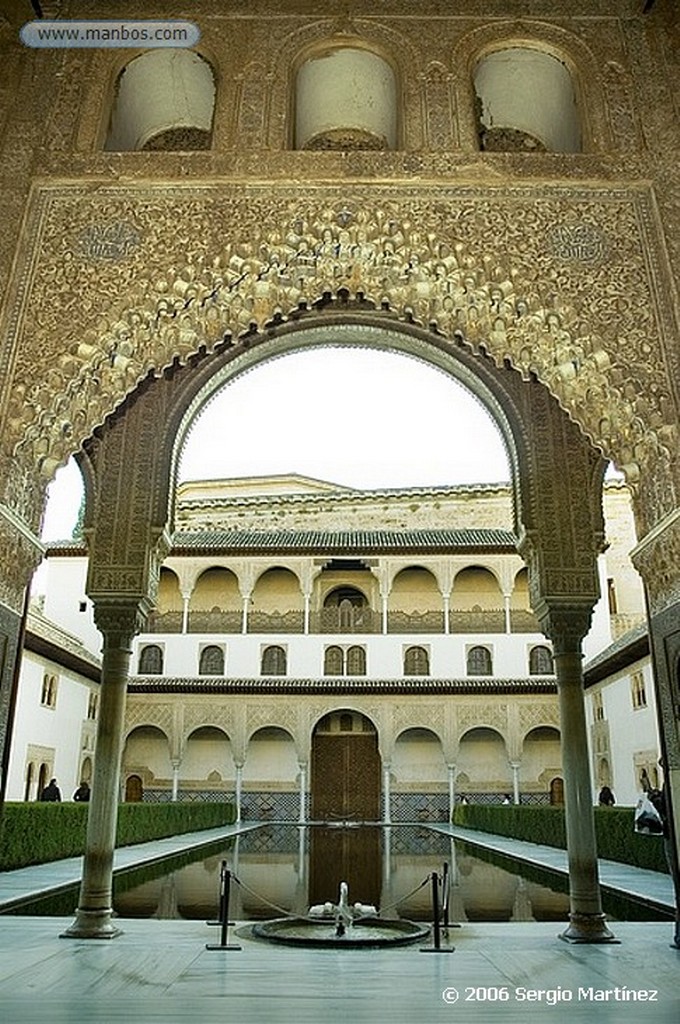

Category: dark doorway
[310, 710, 380, 821]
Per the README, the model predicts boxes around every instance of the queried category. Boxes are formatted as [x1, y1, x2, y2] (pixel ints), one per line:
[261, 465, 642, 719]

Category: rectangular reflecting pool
[3, 824, 671, 925]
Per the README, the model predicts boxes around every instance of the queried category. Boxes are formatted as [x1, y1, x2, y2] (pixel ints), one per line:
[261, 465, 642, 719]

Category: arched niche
[251, 567, 303, 633]
[458, 727, 509, 795]
[522, 726, 562, 793]
[391, 566, 440, 608]
[243, 726, 298, 787]
[474, 47, 581, 153]
[157, 567, 181, 613]
[294, 45, 397, 151]
[105, 49, 215, 151]
[122, 725, 171, 789]
[189, 566, 240, 632]
[181, 726, 231, 790]
[452, 566, 502, 609]
[393, 727, 446, 785]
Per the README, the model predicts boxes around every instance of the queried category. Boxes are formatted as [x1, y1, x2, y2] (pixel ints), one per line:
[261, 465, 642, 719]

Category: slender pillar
[503, 594, 512, 634]
[241, 596, 250, 635]
[234, 762, 243, 823]
[510, 761, 520, 804]
[547, 611, 615, 943]
[303, 594, 311, 635]
[383, 761, 392, 823]
[447, 763, 456, 822]
[181, 595, 190, 634]
[381, 594, 388, 635]
[298, 762, 307, 823]
[442, 593, 450, 635]
[171, 760, 180, 802]
[63, 603, 143, 939]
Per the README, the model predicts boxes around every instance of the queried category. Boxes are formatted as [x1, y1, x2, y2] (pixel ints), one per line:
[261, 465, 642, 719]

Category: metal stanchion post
[420, 871, 454, 953]
[206, 861, 242, 951]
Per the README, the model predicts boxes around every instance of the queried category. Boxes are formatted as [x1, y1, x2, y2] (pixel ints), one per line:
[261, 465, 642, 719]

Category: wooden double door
[310, 719, 380, 822]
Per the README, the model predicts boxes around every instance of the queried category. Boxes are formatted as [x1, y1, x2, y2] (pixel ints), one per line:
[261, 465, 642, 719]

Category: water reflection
[112, 825, 571, 924]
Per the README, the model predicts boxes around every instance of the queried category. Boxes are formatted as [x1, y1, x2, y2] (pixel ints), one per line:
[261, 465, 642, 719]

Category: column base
[60, 907, 123, 940]
[559, 913, 618, 944]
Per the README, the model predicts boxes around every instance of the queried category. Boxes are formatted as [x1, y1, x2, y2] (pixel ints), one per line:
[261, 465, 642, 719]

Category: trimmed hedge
[0, 801, 236, 871]
[452, 804, 668, 875]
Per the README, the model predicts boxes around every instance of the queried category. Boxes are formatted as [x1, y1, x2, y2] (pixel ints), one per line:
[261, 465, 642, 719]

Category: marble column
[181, 595, 190, 634]
[298, 762, 307, 823]
[63, 602, 143, 939]
[510, 761, 520, 804]
[442, 593, 450, 635]
[241, 596, 250, 635]
[503, 594, 512, 634]
[171, 760, 180, 802]
[234, 762, 244, 823]
[545, 606, 615, 943]
[447, 763, 456, 822]
[382, 762, 392, 824]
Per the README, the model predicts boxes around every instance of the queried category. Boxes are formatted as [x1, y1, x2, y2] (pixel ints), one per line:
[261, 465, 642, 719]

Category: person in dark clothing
[73, 781, 90, 802]
[40, 778, 61, 802]
[598, 785, 615, 806]
[645, 768, 680, 950]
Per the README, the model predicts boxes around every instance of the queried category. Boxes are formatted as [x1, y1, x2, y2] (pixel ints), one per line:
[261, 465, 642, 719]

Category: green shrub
[452, 804, 668, 874]
[0, 801, 236, 871]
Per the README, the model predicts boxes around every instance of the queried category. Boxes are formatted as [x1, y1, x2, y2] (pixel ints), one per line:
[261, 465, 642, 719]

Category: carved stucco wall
[0, 1, 677, 618]
[3, 188, 676, 505]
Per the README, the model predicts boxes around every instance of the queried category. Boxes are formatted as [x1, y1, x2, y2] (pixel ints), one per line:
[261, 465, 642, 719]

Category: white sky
[40, 347, 513, 543]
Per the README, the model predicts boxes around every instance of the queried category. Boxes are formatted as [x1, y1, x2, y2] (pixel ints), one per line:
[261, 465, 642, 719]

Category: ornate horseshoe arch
[12, 204, 667, 499]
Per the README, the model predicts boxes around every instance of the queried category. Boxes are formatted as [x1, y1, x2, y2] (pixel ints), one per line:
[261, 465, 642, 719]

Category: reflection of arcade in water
[112, 825, 571, 924]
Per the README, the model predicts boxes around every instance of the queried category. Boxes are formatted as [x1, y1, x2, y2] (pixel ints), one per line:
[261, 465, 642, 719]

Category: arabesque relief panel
[2, 184, 677, 529]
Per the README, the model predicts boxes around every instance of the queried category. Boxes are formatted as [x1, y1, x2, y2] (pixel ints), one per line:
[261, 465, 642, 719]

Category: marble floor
[0, 824, 677, 1023]
[0, 917, 677, 1024]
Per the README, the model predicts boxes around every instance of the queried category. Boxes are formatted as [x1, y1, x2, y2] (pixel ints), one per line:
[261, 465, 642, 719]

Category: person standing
[73, 781, 90, 802]
[40, 778, 61, 802]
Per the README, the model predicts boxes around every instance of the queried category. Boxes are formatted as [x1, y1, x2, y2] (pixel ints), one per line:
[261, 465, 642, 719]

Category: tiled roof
[169, 528, 517, 554]
[583, 621, 649, 686]
[128, 676, 556, 695]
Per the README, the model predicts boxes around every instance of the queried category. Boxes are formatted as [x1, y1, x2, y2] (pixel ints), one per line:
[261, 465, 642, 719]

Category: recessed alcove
[474, 47, 581, 153]
[294, 47, 397, 151]
[105, 49, 215, 152]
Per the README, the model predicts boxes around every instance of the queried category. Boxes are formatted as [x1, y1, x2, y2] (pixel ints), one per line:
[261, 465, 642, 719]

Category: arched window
[403, 646, 430, 676]
[106, 49, 215, 151]
[261, 645, 287, 676]
[87, 692, 99, 720]
[324, 646, 344, 675]
[474, 47, 581, 153]
[40, 674, 58, 708]
[199, 645, 225, 676]
[529, 645, 554, 675]
[467, 646, 493, 676]
[138, 644, 164, 675]
[346, 646, 367, 676]
[295, 46, 397, 151]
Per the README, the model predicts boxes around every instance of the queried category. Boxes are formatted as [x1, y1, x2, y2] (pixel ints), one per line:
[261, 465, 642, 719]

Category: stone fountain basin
[251, 916, 430, 948]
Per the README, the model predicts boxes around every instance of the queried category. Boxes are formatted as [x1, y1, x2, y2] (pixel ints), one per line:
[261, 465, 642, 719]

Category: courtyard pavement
[0, 823, 677, 1023]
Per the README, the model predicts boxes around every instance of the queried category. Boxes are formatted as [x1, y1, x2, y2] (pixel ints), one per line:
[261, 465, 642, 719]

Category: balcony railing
[145, 607, 543, 636]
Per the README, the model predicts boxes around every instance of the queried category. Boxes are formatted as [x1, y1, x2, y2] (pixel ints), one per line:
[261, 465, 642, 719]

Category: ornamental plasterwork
[123, 702, 174, 740]
[4, 186, 676, 515]
[518, 702, 561, 737]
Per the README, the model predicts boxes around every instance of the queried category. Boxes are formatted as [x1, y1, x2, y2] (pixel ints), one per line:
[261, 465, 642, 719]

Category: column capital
[93, 599, 149, 646]
[532, 600, 594, 655]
